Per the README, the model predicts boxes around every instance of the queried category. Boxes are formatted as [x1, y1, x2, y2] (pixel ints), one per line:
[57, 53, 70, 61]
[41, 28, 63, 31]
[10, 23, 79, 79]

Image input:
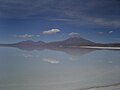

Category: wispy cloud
[98, 30, 114, 35]
[22, 54, 33, 58]
[62, 10, 120, 28]
[13, 34, 42, 38]
[43, 58, 60, 64]
[90, 18, 120, 28]
[69, 32, 80, 37]
[43, 29, 61, 35]
[98, 32, 104, 35]
[14, 34, 34, 38]
[36, 35, 40, 37]
[48, 18, 73, 22]
[0, 0, 120, 28]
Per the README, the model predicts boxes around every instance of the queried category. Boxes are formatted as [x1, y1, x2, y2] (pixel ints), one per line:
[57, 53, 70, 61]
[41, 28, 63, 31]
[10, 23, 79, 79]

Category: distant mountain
[0, 40, 46, 51]
[14, 40, 46, 46]
[12, 37, 95, 47]
[47, 37, 95, 46]
[0, 37, 120, 49]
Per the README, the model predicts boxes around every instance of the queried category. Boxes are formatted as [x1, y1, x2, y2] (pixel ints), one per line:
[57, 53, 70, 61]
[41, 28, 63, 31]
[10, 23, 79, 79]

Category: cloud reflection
[43, 58, 60, 64]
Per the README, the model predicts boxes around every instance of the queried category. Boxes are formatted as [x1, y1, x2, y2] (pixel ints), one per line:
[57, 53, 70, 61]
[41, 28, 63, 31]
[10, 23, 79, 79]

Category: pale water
[0, 47, 120, 90]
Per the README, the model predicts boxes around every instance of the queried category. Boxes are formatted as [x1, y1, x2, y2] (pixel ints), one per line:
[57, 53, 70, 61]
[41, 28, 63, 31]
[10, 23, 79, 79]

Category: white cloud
[108, 31, 113, 34]
[43, 58, 60, 64]
[14, 34, 34, 38]
[43, 29, 61, 35]
[69, 32, 80, 37]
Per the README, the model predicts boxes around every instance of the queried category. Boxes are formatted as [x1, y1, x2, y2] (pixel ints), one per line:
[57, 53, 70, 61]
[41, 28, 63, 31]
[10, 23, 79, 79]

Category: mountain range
[0, 36, 120, 49]
[0, 37, 95, 47]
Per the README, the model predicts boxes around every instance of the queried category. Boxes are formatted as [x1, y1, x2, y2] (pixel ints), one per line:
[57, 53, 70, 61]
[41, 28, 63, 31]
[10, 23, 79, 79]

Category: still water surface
[0, 47, 120, 90]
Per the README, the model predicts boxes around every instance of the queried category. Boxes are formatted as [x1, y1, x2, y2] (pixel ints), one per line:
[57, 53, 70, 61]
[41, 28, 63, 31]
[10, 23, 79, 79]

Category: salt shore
[80, 46, 120, 50]
[80, 83, 120, 90]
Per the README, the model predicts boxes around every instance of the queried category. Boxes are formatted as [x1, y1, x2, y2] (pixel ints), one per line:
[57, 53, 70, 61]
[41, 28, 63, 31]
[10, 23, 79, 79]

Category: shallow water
[0, 47, 120, 90]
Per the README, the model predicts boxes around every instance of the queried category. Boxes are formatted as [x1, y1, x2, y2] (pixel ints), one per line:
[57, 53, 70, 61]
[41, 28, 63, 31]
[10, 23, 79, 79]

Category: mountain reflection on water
[11, 45, 96, 56]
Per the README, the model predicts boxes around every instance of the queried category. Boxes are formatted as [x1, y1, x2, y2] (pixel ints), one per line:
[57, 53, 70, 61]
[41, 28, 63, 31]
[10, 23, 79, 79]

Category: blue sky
[0, 0, 120, 43]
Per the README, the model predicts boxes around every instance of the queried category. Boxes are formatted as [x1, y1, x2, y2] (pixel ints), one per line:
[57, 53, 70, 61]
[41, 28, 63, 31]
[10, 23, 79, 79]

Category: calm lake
[0, 47, 120, 90]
